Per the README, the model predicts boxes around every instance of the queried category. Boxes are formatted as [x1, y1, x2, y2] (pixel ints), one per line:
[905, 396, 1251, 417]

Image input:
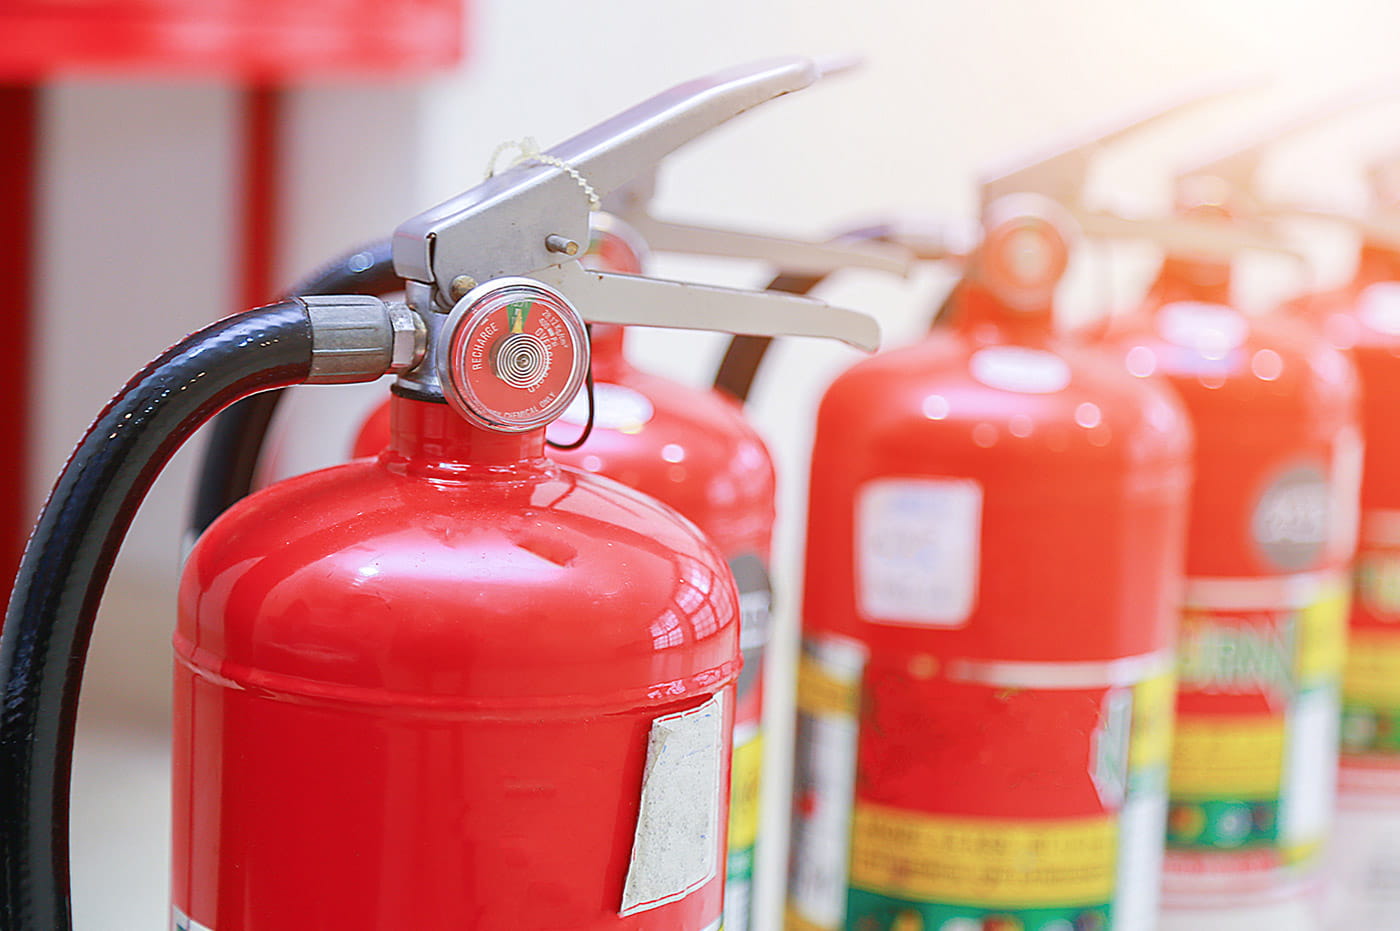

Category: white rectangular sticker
[620, 693, 725, 916]
[857, 477, 981, 627]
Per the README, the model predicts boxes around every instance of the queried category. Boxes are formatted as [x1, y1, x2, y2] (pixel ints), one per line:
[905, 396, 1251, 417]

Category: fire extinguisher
[1209, 123, 1400, 922]
[341, 209, 908, 931]
[781, 87, 1277, 931]
[0, 58, 881, 931]
[1275, 161, 1400, 928]
[217, 182, 909, 931]
[786, 189, 1193, 931]
[1093, 139, 1361, 912]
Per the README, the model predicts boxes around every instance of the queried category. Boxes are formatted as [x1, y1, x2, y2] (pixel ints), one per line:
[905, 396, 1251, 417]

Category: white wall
[42, 0, 1400, 926]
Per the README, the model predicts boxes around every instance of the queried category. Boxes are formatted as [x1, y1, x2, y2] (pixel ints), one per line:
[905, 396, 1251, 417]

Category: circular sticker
[1157, 301, 1248, 357]
[1359, 282, 1400, 335]
[1252, 463, 1330, 571]
[969, 346, 1071, 395]
[441, 278, 589, 433]
[557, 382, 655, 432]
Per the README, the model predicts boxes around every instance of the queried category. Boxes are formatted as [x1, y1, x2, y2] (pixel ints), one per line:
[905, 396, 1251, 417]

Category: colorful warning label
[724, 729, 763, 931]
[849, 806, 1117, 905]
[723, 554, 770, 931]
[1164, 572, 1346, 893]
[787, 635, 1170, 931]
[1342, 516, 1400, 770]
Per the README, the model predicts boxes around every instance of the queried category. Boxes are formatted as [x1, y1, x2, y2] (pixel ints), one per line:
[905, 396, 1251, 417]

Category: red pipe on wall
[0, 85, 36, 594]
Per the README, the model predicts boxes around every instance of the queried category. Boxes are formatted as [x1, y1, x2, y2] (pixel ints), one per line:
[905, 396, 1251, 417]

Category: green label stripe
[846, 888, 1110, 931]
[1341, 704, 1400, 754]
[506, 300, 532, 332]
[1166, 798, 1279, 849]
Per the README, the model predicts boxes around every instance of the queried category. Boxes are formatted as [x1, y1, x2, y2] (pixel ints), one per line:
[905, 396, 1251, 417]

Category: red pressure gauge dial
[442, 277, 591, 433]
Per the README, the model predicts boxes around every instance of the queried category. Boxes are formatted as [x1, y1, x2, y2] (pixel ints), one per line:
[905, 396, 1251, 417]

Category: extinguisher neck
[1150, 255, 1233, 305]
[385, 394, 551, 474]
[588, 324, 631, 381]
[951, 279, 1056, 343]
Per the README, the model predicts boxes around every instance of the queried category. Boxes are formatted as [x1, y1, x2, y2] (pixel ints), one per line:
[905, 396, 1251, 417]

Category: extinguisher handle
[713, 224, 909, 402]
[1071, 208, 1307, 262]
[532, 260, 880, 351]
[616, 211, 912, 276]
[1253, 202, 1400, 256]
[393, 57, 835, 294]
[981, 76, 1258, 211]
[532, 257, 873, 348]
[600, 170, 912, 276]
[1179, 79, 1400, 211]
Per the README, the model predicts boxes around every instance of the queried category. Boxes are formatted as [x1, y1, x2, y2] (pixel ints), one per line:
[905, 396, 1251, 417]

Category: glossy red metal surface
[789, 267, 1192, 929]
[0, 0, 464, 79]
[352, 325, 776, 929]
[804, 279, 1191, 661]
[1100, 255, 1360, 906]
[177, 395, 739, 929]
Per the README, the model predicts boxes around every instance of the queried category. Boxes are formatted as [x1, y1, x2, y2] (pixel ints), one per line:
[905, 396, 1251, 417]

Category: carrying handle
[1180, 77, 1400, 210]
[982, 77, 1258, 210]
[394, 57, 836, 291]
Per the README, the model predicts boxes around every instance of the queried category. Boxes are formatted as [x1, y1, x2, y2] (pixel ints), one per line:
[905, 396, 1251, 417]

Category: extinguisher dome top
[548, 361, 776, 556]
[180, 404, 741, 711]
[1108, 294, 1357, 427]
[822, 329, 1192, 482]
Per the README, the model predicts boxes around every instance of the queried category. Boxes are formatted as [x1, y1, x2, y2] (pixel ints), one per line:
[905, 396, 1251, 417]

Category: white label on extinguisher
[171, 907, 213, 931]
[1330, 426, 1364, 562]
[620, 692, 725, 916]
[856, 478, 981, 627]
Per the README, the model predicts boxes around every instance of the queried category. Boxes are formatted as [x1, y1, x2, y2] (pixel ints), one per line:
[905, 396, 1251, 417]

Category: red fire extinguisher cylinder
[789, 199, 1193, 931]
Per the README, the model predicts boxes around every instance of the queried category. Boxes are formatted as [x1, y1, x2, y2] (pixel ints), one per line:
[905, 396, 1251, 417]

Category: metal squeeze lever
[392, 57, 877, 350]
[981, 77, 1300, 262]
[604, 172, 912, 276]
[1233, 115, 1400, 252]
[1180, 80, 1400, 215]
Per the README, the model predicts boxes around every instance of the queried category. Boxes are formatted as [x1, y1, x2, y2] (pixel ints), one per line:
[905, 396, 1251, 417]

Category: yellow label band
[849, 803, 1116, 907]
[1296, 583, 1349, 684]
[797, 655, 860, 718]
[1344, 630, 1400, 706]
[1131, 671, 1175, 772]
[728, 732, 763, 852]
[1170, 715, 1285, 797]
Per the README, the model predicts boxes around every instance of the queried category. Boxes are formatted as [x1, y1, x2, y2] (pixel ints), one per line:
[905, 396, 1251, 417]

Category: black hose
[188, 239, 400, 539]
[0, 302, 315, 930]
[713, 272, 824, 403]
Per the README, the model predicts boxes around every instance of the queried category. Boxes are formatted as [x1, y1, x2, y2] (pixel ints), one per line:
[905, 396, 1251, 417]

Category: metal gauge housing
[441, 277, 591, 433]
